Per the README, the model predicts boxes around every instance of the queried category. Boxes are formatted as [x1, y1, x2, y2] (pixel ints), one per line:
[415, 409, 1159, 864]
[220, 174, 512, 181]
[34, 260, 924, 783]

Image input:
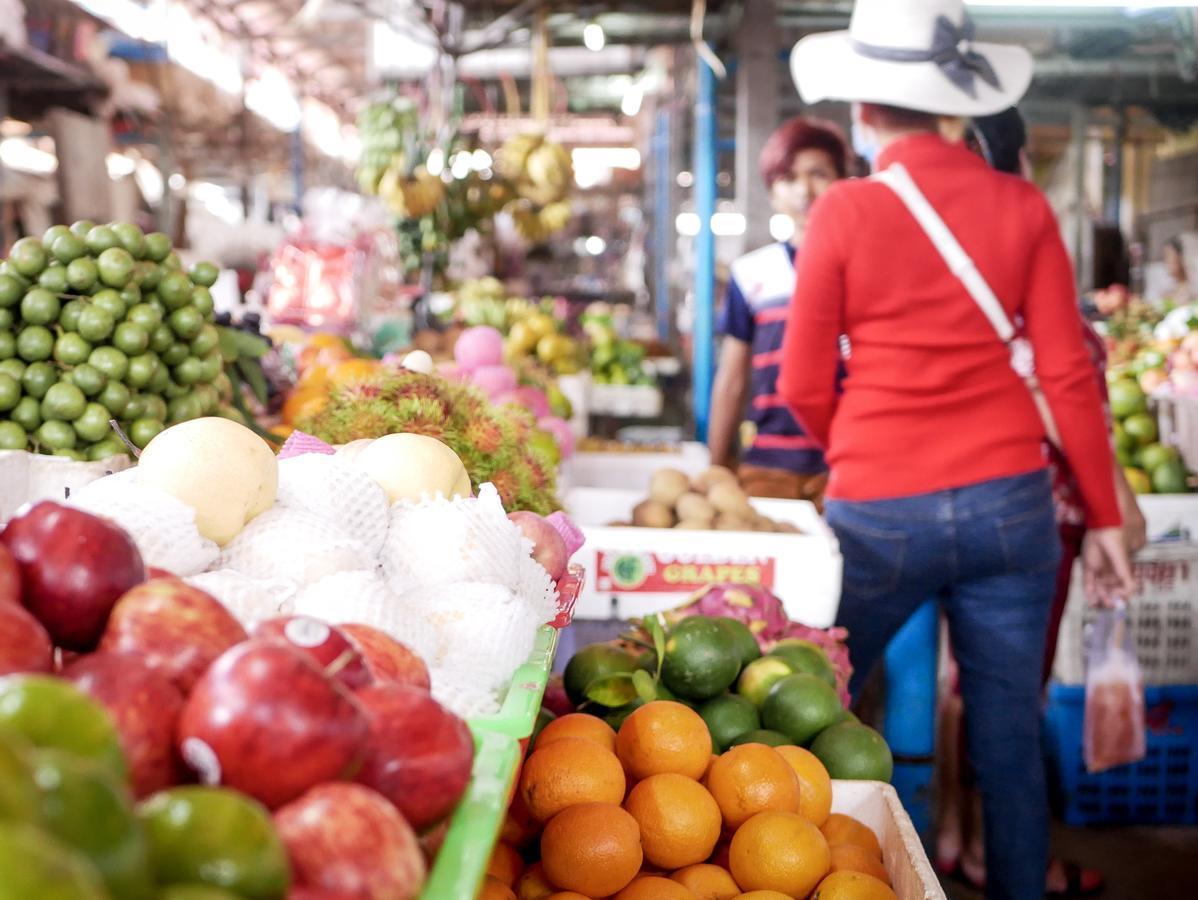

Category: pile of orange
[280, 333, 384, 427]
[481, 703, 899, 900]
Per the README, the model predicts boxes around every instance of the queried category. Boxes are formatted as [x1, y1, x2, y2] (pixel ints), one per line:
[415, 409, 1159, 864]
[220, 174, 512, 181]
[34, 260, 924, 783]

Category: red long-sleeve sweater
[777, 134, 1120, 528]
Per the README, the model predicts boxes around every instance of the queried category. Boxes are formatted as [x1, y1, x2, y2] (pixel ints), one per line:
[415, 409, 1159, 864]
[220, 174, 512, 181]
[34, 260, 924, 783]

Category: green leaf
[217, 326, 240, 363]
[644, 615, 667, 678]
[236, 358, 269, 406]
[585, 673, 638, 708]
[632, 669, 658, 705]
[231, 330, 271, 359]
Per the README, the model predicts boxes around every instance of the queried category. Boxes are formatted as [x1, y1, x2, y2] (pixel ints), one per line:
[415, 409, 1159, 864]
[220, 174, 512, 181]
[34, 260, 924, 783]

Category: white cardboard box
[563, 442, 711, 490]
[564, 486, 842, 628]
[832, 780, 945, 900]
[0, 450, 132, 523]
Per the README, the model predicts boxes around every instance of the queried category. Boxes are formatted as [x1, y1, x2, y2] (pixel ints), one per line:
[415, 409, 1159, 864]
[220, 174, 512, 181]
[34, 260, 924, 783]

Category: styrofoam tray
[832, 780, 945, 900]
[0, 450, 132, 523]
[564, 487, 842, 628]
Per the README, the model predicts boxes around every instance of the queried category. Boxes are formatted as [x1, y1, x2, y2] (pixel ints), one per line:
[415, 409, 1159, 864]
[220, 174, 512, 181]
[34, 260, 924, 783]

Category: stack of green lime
[0, 223, 227, 459]
[1109, 377, 1190, 495]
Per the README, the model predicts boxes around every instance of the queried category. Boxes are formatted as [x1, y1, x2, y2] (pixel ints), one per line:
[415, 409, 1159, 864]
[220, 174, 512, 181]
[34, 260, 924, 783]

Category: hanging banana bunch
[497, 133, 575, 243]
[356, 99, 446, 220]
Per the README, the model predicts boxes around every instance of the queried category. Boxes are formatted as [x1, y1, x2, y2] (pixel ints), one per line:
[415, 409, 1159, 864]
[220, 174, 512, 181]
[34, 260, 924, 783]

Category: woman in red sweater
[785, 2, 1134, 899]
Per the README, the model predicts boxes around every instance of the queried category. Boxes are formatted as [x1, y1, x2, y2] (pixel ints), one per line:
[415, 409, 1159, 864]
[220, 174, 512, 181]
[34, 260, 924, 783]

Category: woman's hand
[1113, 462, 1148, 556]
[1082, 527, 1136, 607]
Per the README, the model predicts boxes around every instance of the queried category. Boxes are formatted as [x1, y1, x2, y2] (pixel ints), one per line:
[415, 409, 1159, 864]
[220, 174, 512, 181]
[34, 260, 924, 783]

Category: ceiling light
[621, 82, 644, 118]
[583, 22, 606, 52]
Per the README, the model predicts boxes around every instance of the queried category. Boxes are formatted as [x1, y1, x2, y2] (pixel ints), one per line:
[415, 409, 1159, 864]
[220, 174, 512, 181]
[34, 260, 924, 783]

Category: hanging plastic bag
[1083, 603, 1147, 774]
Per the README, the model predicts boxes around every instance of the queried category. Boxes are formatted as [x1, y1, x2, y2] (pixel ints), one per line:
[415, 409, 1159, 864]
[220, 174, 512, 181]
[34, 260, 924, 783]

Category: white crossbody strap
[873, 163, 1016, 343]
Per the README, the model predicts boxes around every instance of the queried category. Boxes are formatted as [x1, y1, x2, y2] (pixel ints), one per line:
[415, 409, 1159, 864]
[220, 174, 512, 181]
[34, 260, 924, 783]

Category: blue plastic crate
[1043, 681, 1198, 826]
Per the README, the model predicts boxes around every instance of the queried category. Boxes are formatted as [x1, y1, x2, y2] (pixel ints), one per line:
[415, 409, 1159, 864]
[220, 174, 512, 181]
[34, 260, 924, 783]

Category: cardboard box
[563, 442, 710, 490]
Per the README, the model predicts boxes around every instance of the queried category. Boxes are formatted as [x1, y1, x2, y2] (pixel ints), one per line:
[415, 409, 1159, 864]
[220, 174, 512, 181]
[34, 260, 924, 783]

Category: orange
[328, 357, 380, 386]
[517, 862, 555, 900]
[546, 894, 593, 900]
[616, 701, 713, 781]
[670, 863, 740, 899]
[281, 389, 327, 425]
[828, 843, 890, 885]
[728, 810, 831, 898]
[614, 876, 697, 899]
[519, 737, 626, 822]
[540, 803, 643, 897]
[536, 714, 617, 754]
[488, 841, 526, 886]
[294, 364, 330, 392]
[708, 840, 731, 869]
[734, 893, 792, 900]
[305, 332, 347, 351]
[704, 744, 802, 830]
[810, 870, 898, 900]
[774, 745, 833, 827]
[501, 789, 541, 848]
[478, 876, 518, 900]
[624, 773, 722, 869]
[820, 814, 883, 860]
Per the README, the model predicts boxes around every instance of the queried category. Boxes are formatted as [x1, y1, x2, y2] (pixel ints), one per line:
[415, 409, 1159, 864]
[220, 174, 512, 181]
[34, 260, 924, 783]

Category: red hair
[759, 117, 849, 187]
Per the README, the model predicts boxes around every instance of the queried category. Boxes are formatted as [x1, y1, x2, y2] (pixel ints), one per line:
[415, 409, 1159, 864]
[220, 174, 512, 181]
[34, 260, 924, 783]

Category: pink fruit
[64, 652, 185, 797]
[275, 783, 426, 900]
[100, 579, 247, 694]
[471, 364, 518, 399]
[508, 510, 569, 581]
[1, 502, 145, 650]
[546, 511, 585, 557]
[339, 623, 430, 692]
[496, 386, 550, 419]
[453, 326, 504, 369]
[252, 616, 373, 692]
[178, 641, 368, 809]
[354, 684, 474, 831]
[537, 416, 575, 459]
[0, 603, 53, 675]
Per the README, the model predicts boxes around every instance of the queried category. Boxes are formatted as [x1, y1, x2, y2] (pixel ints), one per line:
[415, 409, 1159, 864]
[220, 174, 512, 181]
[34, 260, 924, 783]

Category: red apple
[146, 567, 177, 580]
[1, 502, 145, 649]
[354, 684, 473, 831]
[63, 652, 185, 797]
[0, 543, 21, 606]
[100, 579, 247, 693]
[419, 819, 450, 867]
[177, 641, 368, 809]
[508, 510, 568, 581]
[274, 783, 426, 900]
[287, 890, 361, 900]
[0, 602, 53, 675]
[252, 616, 372, 691]
[339, 623, 430, 692]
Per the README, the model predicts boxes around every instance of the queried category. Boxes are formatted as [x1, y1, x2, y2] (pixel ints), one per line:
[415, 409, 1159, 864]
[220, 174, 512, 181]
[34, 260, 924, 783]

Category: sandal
[1047, 859, 1105, 898]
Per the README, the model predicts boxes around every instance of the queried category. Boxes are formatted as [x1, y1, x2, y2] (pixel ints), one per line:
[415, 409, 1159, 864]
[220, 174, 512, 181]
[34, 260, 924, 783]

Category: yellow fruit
[540, 803, 643, 897]
[624, 773, 722, 869]
[282, 389, 328, 426]
[774, 745, 833, 827]
[704, 744, 802, 831]
[519, 737, 626, 822]
[327, 357, 380, 386]
[729, 811, 831, 898]
[810, 871, 898, 900]
[616, 701, 713, 781]
[670, 863, 740, 900]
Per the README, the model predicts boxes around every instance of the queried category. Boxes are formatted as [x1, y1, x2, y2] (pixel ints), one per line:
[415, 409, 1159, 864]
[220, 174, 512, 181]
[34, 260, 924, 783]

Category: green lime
[9, 237, 47, 278]
[563, 643, 638, 706]
[0, 331, 13, 361]
[37, 265, 68, 294]
[769, 640, 837, 689]
[54, 333, 93, 366]
[77, 306, 116, 342]
[150, 324, 174, 354]
[832, 708, 860, 726]
[0, 359, 25, 380]
[0, 821, 109, 900]
[167, 394, 201, 424]
[125, 302, 162, 331]
[51, 233, 87, 265]
[36, 420, 76, 451]
[20, 288, 60, 326]
[163, 379, 188, 400]
[71, 364, 107, 397]
[189, 262, 219, 288]
[717, 617, 762, 669]
[1138, 443, 1180, 474]
[17, 326, 54, 362]
[1109, 379, 1147, 419]
[98, 380, 131, 417]
[0, 735, 42, 823]
[54, 448, 88, 461]
[0, 275, 22, 307]
[0, 262, 30, 290]
[198, 351, 222, 383]
[149, 363, 171, 395]
[69, 220, 97, 239]
[84, 225, 119, 256]
[1153, 459, 1188, 494]
[122, 394, 147, 420]
[0, 421, 26, 450]
[729, 728, 792, 748]
[87, 438, 127, 461]
[163, 252, 182, 271]
[43, 224, 71, 247]
[190, 324, 219, 357]
[0, 373, 20, 411]
[174, 357, 204, 386]
[0, 309, 11, 331]
[97, 248, 135, 289]
[168, 307, 203, 340]
[661, 616, 741, 701]
[10, 396, 41, 431]
[21, 362, 57, 399]
[126, 353, 159, 389]
[42, 382, 87, 421]
[89, 346, 129, 382]
[192, 383, 219, 415]
[761, 673, 844, 746]
[113, 322, 149, 355]
[60, 299, 86, 332]
[140, 395, 167, 422]
[119, 284, 141, 308]
[157, 272, 193, 310]
[190, 287, 215, 318]
[144, 232, 172, 263]
[91, 289, 126, 320]
[73, 404, 113, 443]
[699, 693, 761, 752]
[133, 261, 160, 292]
[66, 258, 98, 292]
[737, 656, 795, 708]
[1123, 412, 1158, 447]
[129, 418, 164, 449]
[162, 342, 189, 367]
[809, 722, 893, 782]
[113, 223, 147, 259]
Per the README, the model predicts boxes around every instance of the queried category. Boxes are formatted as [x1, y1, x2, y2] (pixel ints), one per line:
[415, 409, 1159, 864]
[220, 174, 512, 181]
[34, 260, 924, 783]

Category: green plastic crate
[468, 625, 560, 740]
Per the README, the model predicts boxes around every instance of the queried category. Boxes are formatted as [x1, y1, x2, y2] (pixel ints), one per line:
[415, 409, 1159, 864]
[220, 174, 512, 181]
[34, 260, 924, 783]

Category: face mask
[851, 120, 879, 172]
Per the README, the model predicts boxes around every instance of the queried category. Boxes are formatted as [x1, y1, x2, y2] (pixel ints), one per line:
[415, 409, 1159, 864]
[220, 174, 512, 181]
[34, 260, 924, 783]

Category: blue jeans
[827, 470, 1061, 900]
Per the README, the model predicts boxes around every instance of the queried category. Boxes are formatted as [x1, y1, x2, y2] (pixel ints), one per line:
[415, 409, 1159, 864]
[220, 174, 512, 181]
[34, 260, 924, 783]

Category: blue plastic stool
[882, 600, 938, 842]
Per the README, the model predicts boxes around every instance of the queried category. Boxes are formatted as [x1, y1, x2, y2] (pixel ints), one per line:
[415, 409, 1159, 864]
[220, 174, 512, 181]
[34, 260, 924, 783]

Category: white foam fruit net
[274, 455, 391, 558]
[220, 507, 371, 585]
[69, 471, 220, 577]
[185, 569, 297, 626]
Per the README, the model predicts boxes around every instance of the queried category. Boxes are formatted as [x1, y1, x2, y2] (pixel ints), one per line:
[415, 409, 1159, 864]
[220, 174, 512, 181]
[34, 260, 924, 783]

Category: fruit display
[618, 465, 803, 533]
[581, 304, 657, 387]
[485, 698, 897, 900]
[1108, 375, 1192, 494]
[496, 132, 575, 243]
[0, 224, 230, 458]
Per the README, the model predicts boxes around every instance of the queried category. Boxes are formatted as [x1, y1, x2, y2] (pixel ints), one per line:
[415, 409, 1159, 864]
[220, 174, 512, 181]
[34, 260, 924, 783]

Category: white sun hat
[791, 0, 1033, 118]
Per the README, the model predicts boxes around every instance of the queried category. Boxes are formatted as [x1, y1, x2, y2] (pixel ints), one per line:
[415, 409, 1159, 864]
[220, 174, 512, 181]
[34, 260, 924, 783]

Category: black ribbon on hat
[850, 14, 1001, 99]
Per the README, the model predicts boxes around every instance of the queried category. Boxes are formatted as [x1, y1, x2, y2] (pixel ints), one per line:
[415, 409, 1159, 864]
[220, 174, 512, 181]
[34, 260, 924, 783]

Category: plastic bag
[1083, 604, 1147, 774]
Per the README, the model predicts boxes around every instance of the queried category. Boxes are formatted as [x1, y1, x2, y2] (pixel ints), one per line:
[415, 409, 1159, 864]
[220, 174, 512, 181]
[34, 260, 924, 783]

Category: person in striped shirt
[708, 117, 849, 504]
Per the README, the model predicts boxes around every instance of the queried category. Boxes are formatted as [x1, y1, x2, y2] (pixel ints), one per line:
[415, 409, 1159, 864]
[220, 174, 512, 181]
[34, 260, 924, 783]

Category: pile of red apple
[0, 501, 476, 899]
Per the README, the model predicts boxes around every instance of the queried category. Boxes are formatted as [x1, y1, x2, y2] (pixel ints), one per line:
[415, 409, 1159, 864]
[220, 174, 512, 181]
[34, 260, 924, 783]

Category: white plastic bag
[1084, 603, 1147, 774]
